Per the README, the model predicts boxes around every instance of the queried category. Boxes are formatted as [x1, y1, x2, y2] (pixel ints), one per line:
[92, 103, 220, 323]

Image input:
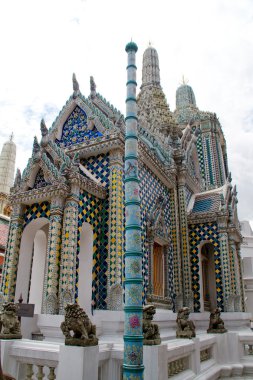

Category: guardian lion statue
[143, 304, 161, 345]
[61, 303, 98, 346]
[0, 302, 22, 339]
[207, 308, 227, 334]
[176, 307, 195, 339]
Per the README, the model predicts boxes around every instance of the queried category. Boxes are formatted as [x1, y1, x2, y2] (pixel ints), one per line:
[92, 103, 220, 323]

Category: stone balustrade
[24, 364, 56, 380]
[2, 331, 253, 379]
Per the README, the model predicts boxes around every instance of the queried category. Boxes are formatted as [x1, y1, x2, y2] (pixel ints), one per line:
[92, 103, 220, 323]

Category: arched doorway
[78, 222, 93, 315]
[15, 218, 49, 314]
[200, 243, 217, 311]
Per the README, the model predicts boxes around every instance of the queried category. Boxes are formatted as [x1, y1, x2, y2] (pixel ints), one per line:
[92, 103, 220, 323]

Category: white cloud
[0, 0, 253, 222]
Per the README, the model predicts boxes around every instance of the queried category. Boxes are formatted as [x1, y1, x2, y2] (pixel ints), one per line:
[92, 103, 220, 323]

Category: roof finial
[40, 119, 48, 136]
[9, 132, 14, 142]
[72, 73, 80, 98]
[90, 76, 96, 98]
[180, 75, 189, 85]
[14, 168, 21, 188]
[32, 136, 40, 157]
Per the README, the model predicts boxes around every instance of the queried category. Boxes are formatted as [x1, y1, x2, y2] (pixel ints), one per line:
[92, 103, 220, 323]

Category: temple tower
[175, 83, 228, 189]
[0, 135, 16, 215]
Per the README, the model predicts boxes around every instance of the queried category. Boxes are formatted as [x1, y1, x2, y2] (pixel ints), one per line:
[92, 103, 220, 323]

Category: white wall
[15, 218, 49, 310]
[29, 227, 48, 313]
[241, 221, 253, 316]
[78, 222, 93, 315]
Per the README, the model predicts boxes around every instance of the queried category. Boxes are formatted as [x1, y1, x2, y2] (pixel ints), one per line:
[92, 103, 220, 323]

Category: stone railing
[168, 356, 188, 377]
[24, 364, 56, 380]
[2, 331, 253, 380]
[1, 340, 59, 380]
[200, 348, 211, 362]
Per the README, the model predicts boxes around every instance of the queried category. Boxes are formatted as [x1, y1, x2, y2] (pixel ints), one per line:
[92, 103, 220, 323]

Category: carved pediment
[146, 195, 170, 244]
[50, 93, 117, 145]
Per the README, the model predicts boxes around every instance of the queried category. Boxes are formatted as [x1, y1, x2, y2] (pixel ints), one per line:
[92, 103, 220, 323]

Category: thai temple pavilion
[0, 45, 243, 316]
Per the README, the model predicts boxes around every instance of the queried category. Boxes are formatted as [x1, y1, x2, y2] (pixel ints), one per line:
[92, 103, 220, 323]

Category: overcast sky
[0, 0, 252, 225]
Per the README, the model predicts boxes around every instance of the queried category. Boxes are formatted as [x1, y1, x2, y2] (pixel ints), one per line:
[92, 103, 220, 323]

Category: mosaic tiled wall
[77, 190, 109, 309]
[79, 154, 110, 308]
[23, 201, 51, 227]
[139, 162, 173, 301]
[197, 128, 226, 189]
[56, 106, 103, 147]
[188, 222, 223, 311]
[216, 136, 225, 185]
[196, 134, 205, 184]
[81, 153, 110, 188]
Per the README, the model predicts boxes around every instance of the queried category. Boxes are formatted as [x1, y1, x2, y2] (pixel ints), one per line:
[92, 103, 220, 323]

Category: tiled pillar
[236, 244, 245, 311]
[123, 41, 144, 380]
[1, 203, 24, 301]
[107, 149, 124, 308]
[217, 223, 232, 311]
[177, 171, 193, 310]
[170, 188, 183, 310]
[42, 197, 64, 314]
[228, 239, 237, 296]
[59, 186, 79, 314]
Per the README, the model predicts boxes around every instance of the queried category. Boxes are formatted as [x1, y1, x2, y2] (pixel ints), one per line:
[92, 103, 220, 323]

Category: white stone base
[2, 330, 253, 380]
[57, 345, 99, 380]
[143, 345, 167, 380]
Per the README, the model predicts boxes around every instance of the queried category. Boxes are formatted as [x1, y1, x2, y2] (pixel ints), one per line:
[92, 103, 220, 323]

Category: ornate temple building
[0, 46, 243, 316]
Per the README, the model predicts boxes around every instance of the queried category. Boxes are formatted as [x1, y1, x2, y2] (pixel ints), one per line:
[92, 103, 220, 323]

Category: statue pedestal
[57, 345, 99, 380]
[143, 345, 167, 380]
[0, 340, 19, 378]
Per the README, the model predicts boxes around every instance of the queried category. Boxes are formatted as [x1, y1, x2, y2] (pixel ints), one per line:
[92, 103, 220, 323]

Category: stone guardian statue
[143, 305, 161, 345]
[176, 307, 196, 339]
[207, 308, 227, 333]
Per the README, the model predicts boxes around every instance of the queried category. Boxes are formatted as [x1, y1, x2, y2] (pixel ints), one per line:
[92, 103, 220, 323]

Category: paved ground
[219, 377, 253, 379]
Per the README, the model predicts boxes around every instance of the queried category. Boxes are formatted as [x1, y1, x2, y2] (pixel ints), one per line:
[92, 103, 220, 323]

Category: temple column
[228, 238, 237, 299]
[59, 184, 79, 314]
[170, 188, 183, 310]
[42, 197, 64, 314]
[107, 149, 124, 309]
[177, 170, 193, 310]
[236, 244, 245, 311]
[1, 203, 24, 301]
[217, 218, 232, 311]
[123, 41, 144, 380]
[163, 246, 169, 299]
[147, 237, 154, 300]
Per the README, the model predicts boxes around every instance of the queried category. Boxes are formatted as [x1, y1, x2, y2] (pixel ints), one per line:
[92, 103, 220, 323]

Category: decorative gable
[56, 106, 103, 147]
[33, 168, 50, 189]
